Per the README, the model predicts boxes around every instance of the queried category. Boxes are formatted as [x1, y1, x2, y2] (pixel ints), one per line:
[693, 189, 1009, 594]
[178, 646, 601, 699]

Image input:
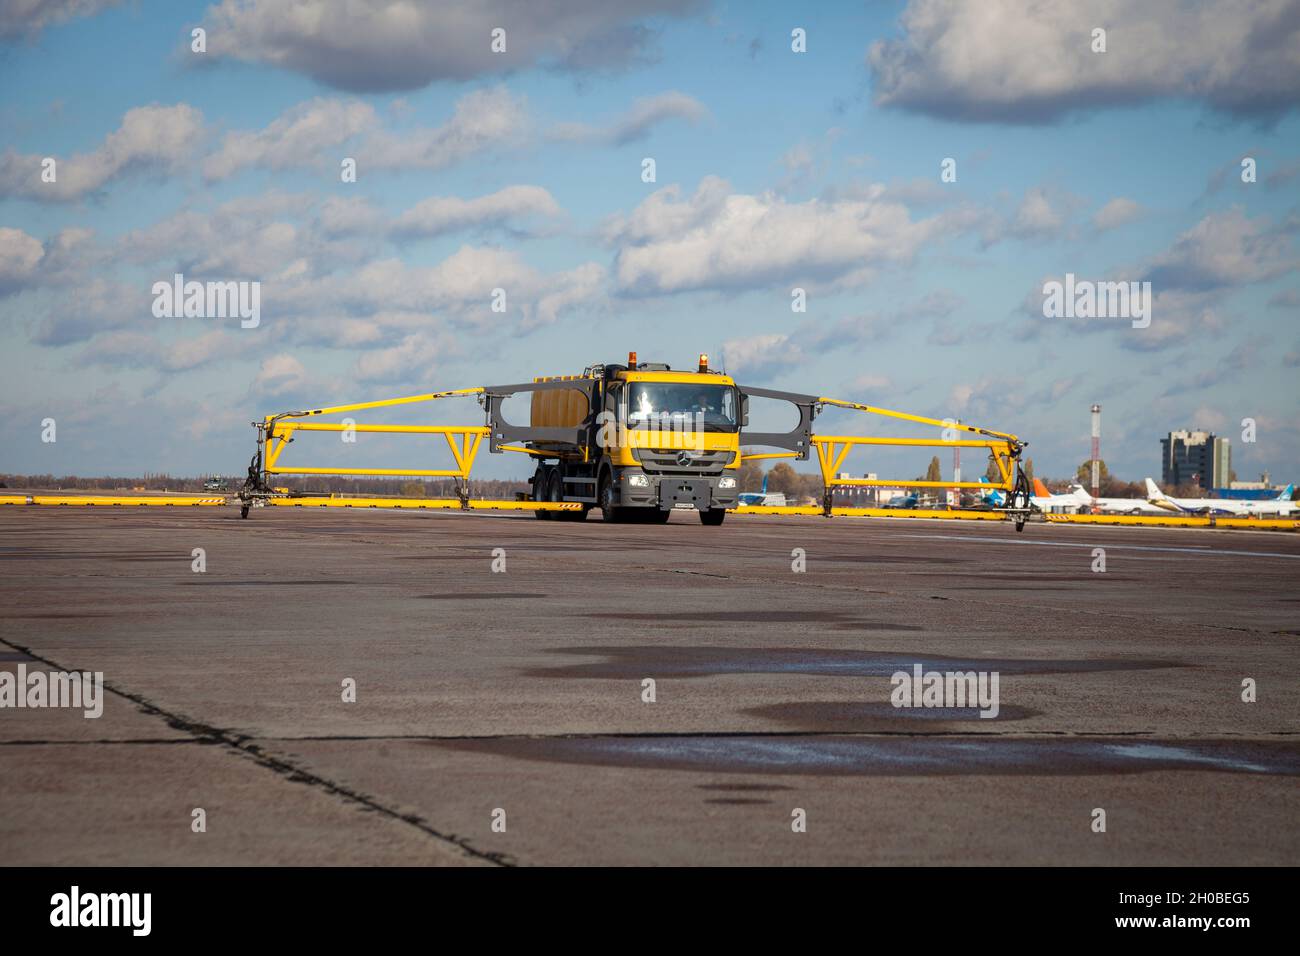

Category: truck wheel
[599, 473, 622, 523]
[647, 510, 671, 524]
[547, 470, 578, 521]
[533, 467, 552, 520]
[699, 508, 726, 526]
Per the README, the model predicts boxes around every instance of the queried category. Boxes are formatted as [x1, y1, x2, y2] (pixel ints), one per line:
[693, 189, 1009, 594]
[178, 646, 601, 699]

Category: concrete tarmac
[1, 507, 1296, 865]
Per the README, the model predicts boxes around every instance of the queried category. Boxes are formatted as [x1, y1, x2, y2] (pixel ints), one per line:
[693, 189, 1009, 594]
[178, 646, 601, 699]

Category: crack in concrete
[0, 636, 515, 867]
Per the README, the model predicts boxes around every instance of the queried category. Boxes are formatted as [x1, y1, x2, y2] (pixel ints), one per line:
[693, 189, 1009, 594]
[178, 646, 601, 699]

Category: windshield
[627, 383, 737, 431]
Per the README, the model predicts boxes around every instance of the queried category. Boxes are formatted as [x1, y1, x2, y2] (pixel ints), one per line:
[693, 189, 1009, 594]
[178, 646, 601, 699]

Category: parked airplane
[1073, 482, 1168, 515]
[1030, 479, 1085, 513]
[886, 490, 920, 508]
[1145, 478, 1296, 517]
[977, 476, 1005, 507]
[1250, 484, 1296, 517]
[1026, 479, 1165, 515]
[1144, 478, 1251, 516]
[737, 474, 788, 507]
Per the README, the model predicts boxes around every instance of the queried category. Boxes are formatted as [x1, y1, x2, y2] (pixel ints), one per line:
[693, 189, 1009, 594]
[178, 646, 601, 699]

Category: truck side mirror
[740, 393, 749, 426]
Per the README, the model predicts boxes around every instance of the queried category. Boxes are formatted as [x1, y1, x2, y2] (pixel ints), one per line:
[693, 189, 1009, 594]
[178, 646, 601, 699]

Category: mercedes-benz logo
[676, 450, 693, 467]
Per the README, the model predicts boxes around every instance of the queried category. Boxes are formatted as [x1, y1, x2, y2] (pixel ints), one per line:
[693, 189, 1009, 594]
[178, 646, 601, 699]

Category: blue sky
[1, 0, 1297, 483]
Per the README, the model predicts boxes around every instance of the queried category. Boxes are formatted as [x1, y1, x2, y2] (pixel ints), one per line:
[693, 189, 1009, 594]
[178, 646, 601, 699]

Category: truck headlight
[718, 476, 737, 489]
[627, 474, 650, 487]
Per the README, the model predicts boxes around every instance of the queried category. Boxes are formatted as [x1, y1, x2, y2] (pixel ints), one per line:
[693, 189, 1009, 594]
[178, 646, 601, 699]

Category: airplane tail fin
[1144, 477, 1166, 500]
[1032, 478, 1052, 498]
[1277, 483, 1294, 500]
[760, 474, 768, 494]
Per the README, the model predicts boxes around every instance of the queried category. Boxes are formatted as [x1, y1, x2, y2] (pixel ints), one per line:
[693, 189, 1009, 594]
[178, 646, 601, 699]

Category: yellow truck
[490, 352, 765, 525]
[240, 351, 1033, 528]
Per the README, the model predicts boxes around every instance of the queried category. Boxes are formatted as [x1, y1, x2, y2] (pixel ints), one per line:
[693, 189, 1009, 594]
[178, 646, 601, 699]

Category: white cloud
[1092, 197, 1142, 232]
[351, 333, 449, 385]
[548, 91, 708, 145]
[203, 98, 377, 181]
[0, 227, 44, 293]
[1145, 207, 1296, 290]
[0, 104, 204, 201]
[117, 192, 359, 279]
[0, 0, 121, 39]
[162, 330, 254, 372]
[315, 195, 385, 237]
[391, 186, 561, 240]
[200, 88, 524, 181]
[364, 87, 526, 170]
[720, 333, 801, 379]
[868, 0, 1300, 123]
[196, 0, 703, 93]
[252, 353, 312, 396]
[606, 176, 943, 295]
[359, 247, 602, 329]
[1011, 187, 1065, 239]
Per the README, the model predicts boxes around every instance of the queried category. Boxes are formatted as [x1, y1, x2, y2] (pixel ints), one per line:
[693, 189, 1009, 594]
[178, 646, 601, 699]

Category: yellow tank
[530, 378, 591, 428]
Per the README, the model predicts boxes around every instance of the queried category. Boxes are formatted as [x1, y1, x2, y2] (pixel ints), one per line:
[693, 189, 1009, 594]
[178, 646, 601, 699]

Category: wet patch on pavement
[416, 593, 546, 600]
[584, 610, 923, 631]
[434, 736, 1300, 777]
[743, 701, 1038, 730]
[524, 646, 1182, 680]
[177, 580, 360, 586]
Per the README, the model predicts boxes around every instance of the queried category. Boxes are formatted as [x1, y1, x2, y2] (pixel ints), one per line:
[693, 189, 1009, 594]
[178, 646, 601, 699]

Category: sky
[0, 0, 1297, 484]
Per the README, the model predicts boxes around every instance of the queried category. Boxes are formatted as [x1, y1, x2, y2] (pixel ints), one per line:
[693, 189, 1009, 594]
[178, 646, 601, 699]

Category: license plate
[673, 502, 696, 510]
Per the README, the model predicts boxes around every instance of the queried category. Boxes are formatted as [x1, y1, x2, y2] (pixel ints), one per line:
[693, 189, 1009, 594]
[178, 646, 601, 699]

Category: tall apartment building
[1161, 430, 1231, 489]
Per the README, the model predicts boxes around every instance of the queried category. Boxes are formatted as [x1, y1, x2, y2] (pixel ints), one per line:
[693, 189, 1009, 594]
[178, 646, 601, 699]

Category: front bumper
[615, 472, 737, 510]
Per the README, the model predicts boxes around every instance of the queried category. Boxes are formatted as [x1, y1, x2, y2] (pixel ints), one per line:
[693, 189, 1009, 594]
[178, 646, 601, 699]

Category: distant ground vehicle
[202, 475, 230, 492]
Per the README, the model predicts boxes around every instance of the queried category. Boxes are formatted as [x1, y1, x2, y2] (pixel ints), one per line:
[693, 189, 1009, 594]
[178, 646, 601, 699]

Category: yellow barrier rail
[0, 495, 227, 506]
[269, 497, 581, 512]
[1046, 513, 1298, 530]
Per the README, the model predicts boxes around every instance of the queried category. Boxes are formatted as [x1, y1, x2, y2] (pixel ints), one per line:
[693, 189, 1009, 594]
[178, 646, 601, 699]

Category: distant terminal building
[1161, 430, 1230, 489]
[1218, 473, 1283, 501]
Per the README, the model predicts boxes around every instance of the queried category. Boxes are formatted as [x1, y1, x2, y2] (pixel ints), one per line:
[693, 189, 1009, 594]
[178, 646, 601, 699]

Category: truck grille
[634, 449, 730, 475]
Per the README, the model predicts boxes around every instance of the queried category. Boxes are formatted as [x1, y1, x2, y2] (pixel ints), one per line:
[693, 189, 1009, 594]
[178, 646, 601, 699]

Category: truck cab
[600, 363, 742, 523]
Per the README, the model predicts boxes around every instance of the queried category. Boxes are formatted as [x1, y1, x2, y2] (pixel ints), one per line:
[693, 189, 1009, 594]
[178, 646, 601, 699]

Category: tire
[599, 471, 622, 523]
[647, 509, 671, 524]
[533, 467, 552, 520]
[548, 470, 581, 522]
[699, 508, 726, 526]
